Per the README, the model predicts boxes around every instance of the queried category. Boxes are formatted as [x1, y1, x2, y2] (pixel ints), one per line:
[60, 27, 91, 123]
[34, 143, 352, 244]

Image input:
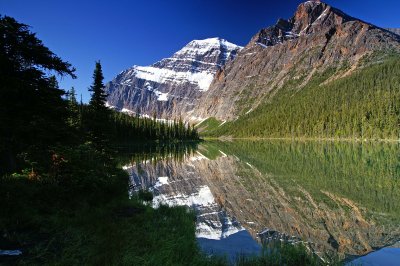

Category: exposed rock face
[105, 38, 242, 120]
[191, 1, 400, 121]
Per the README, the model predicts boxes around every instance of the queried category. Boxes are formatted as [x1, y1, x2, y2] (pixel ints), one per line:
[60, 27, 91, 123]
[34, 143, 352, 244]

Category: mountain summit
[191, 1, 400, 121]
[105, 38, 242, 119]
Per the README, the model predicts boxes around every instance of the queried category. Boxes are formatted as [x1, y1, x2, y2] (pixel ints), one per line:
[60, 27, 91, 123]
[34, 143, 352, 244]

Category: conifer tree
[89, 61, 108, 112]
[87, 61, 111, 147]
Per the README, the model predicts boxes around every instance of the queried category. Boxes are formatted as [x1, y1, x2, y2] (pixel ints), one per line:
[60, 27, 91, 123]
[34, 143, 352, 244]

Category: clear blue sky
[2, 0, 399, 102]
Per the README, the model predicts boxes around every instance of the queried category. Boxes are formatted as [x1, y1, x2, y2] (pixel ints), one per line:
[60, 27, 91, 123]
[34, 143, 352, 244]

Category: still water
[122, 140, 400, 264]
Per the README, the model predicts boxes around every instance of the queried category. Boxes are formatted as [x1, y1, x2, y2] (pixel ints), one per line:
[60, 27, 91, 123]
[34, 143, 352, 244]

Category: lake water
[122, 140, 400, 264]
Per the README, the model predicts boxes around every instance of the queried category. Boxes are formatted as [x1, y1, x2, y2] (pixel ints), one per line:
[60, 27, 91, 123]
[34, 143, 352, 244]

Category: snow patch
[121, 108, 135, 115]
[154, 176, 169, 187]
[218, 120, 227, 127]
[245, 108, 254, 114]
[219, 150, 227, 157]
[152, 185, 215, 208]
[256, 42, 269, 48]
[133, 65, 215, 91]
[246, 162, 255, 169]
[194, 117, 208, 127]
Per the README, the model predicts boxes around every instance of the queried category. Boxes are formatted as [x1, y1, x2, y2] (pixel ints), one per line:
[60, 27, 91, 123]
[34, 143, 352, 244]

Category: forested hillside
[202, 55, 400, 140]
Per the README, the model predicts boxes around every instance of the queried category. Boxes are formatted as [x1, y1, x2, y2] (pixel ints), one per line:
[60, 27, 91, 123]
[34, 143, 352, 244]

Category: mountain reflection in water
[122, 140, 400, 262]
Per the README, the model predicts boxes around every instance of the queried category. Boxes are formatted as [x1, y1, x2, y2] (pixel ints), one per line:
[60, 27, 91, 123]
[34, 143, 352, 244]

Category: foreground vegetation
[0, 144, 210, 265]
[203, 55, 400, 140]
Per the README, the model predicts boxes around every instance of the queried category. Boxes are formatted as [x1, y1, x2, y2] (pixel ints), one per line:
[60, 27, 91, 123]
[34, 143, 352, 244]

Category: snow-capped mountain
[105, 38, 242, 120]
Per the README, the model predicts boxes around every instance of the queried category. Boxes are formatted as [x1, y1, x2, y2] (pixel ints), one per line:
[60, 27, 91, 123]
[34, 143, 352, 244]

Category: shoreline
[202, 136, 400, 143]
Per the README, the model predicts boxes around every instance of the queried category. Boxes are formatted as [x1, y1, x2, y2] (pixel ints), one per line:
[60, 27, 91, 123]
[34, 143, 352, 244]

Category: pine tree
[89, 61, 108, 112]
[86, 61, 111, 147]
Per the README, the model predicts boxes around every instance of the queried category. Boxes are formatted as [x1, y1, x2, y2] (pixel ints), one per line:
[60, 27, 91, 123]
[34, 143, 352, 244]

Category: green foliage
[108, 111, 200, 142]
[236, 242, 324, 266]
[206, 57, 400, 140]
[89, 61, 108, 112]
[85, 61, 112, 148]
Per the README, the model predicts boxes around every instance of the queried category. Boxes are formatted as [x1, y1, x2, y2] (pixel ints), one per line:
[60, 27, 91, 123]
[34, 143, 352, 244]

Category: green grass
[0, 178, 219, 265]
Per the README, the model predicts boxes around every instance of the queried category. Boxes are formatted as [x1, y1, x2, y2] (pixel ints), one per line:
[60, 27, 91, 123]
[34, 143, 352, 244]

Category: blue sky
[2, 0, 399, 102]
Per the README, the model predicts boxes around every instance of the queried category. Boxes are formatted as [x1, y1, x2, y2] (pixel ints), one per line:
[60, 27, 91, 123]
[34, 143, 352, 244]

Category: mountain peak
[185, 37, 242, 51]
[292, 0, 330, 32]
[252, 0, 356, 47]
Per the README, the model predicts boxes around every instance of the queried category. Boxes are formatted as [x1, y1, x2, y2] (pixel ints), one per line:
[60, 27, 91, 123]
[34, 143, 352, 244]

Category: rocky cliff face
[191, 1, 400, 121]
[105, 38, 242, 120]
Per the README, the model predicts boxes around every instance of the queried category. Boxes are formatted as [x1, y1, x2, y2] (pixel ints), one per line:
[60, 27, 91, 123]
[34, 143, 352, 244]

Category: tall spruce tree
[87, 61, 110, 147]
[89, 61, 108, 112]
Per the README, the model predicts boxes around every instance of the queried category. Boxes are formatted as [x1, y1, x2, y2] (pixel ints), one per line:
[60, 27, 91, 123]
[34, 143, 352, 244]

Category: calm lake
[122, 140, 400, 264]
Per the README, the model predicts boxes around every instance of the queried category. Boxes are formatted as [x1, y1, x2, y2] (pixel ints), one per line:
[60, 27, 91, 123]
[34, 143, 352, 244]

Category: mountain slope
[203, 57, 400, 139]
[192, 1, 400, 122]
[105, 38, 242, 120]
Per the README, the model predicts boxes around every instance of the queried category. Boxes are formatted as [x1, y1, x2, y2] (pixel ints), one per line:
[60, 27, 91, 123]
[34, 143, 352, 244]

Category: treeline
[105, 111, 199, 141]
[207, 56, 400, 140]
[67, 61, 199, 147]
